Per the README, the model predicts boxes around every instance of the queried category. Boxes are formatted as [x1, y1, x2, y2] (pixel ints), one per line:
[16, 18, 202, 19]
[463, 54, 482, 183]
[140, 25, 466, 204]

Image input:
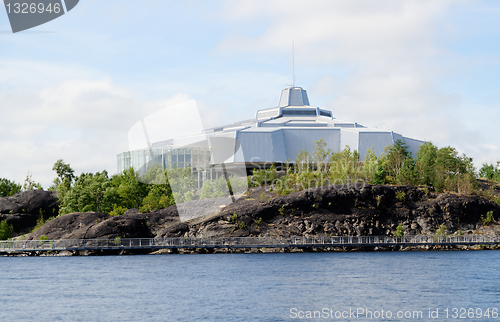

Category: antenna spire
[292, 39, 295, 88]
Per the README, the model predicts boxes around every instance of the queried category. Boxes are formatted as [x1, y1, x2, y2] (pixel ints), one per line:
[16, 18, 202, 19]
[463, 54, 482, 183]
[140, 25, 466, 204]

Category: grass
[481, 211, 495, 226]
[395, 191, 406, 202]
[31, 215, 55, 233]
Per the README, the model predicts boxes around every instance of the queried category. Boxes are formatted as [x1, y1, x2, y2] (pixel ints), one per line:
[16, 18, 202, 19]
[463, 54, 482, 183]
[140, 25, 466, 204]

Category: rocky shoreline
[2, 183, 500, 256]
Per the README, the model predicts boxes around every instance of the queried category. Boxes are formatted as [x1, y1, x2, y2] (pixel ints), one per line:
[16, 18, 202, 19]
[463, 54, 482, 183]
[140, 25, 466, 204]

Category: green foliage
[395, 191, 406, 202]
[0, 220, 12, 240]
[22, 173, 43, 191]
[230, 212, 237, 224]
[59, 171, 114, 214]
[38, 235, 49, 246]
[384, 139, 411, 183]
[329, 146, 361, 183]
[200, 174, 247, 199]
[200, 177, 228, 199]
[312, 139, 331, 172]
[227, 177, 248, 196]
[278, 205, 285, 216]
[481, 211, 495, 226]
[140, 184, 174, 213]
[109, 204, 127, 216]
[394, 222, 405, 237]
[250, 165, 278, 187]
[109, 168, 150, 209]
[31, 215, 55, 233]
[396, 158, 417, 186]
[432, 146, 475, 193]
[258, 191, 268, 202]
[0, 178, 22, 197]
[435, 223, 448, 236]
[416, 142, 438, 186]
[254, 217, 262, 225]
[295, 149, 311, 172]
[53, 159, 75, 183]
[51, 160, 75, 192]
[493, 195, 500, 207]
[238, 221, 245, 229]
[166, 167, 198, 202]
[479, 162, 500, 181]
[113, 236, 121, 246]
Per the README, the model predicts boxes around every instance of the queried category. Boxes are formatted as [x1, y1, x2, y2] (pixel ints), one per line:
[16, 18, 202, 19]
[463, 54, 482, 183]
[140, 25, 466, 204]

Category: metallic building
[117, 87, 424, 182]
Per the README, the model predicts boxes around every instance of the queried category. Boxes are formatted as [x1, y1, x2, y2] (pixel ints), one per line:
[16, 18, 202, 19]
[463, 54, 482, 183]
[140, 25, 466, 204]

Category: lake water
[1, 251, 500, 321]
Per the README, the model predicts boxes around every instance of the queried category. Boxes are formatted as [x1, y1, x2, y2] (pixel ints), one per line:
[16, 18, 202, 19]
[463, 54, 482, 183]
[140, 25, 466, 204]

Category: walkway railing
[1, 235, 499, 253]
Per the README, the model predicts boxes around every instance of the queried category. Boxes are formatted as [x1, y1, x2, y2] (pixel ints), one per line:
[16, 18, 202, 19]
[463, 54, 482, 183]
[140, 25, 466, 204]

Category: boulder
[0, 190, 59, 233]
[26, 211, 153, 240]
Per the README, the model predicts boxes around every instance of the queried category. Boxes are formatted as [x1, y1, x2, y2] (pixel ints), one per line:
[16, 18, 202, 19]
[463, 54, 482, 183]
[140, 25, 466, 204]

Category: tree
[0, 178, 22, 197]
[140, 184, 174, 213]
[384, 139, 411, 183]
[52, 159, 75, 184]
[109, 168, 150, 210]
[479, 162, 500, 181]
[312, 139, 331, 172]
[295, 149, 311, 173]
[59, 171, 114, 214]
[396, 158, 417, 186]
[22, 173, 43, 191]
[0, 220, 12, 240]
[416, 142, 438, 186]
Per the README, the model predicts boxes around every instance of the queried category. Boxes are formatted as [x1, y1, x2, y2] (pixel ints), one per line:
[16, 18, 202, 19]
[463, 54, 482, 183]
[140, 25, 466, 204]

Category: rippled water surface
[1, 251, 500, 321]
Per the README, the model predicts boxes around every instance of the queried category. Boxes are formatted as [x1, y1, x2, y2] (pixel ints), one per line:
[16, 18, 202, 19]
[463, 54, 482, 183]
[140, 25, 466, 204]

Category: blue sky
[1, 0, 500, 188]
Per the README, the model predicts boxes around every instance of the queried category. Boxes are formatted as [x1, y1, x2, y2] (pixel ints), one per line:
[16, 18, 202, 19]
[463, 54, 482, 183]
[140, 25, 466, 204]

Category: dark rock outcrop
[20, 184, 500, 242]
[176, 185, 500, 239]
[26, 211, 153, 240]
[0, 190, 59, 233]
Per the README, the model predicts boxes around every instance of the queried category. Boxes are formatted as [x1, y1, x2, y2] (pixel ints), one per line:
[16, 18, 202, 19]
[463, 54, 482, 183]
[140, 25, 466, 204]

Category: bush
[0, 178, 22, 197]
[250, 165, 278, 187]
[109, 204, 127, 216]
[481, 211, 495, 226]
[479, 162, 500, 181]
[435, 223, 448, 236]
[140, 185, 174, 213]
[0, 220, 12, 240]
[31, 215, 55, 233]
[394, 222, 405, 237]
[395, 191, 406, 202]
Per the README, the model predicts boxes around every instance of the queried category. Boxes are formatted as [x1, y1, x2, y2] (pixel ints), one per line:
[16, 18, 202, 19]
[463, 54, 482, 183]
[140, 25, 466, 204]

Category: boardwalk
[1, 235, 500, 254]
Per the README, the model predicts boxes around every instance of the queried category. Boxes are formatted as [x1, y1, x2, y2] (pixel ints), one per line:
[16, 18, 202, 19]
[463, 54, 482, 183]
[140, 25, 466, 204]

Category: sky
[1, 0, 500, 188]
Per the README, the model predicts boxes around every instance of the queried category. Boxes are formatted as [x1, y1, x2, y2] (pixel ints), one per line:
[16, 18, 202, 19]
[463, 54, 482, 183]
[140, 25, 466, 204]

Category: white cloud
[0, 74, 196, 188]
[216, 0, 499, 169]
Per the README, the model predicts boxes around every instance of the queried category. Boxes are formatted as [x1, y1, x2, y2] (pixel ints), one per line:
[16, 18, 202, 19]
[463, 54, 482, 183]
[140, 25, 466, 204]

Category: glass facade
[117, 147, 234, 188]
[117, 148, 212, 174]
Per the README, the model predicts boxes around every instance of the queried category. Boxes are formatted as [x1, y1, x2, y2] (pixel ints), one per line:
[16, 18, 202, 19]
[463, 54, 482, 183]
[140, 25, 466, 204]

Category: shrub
[435, 223, 448, 236]
[258, 191, 268, 202]
[38, 235, 49, 246]
[251, 165, 278, 187]
[31, 215, 55, 233]
[394, 222, 405, 237]
[109, 204, 127, 216]
[231, 212, 237, 224]
[0, 220, 12, 240]
[481, 211, 495, 226]
[395, 191, 406, 202]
